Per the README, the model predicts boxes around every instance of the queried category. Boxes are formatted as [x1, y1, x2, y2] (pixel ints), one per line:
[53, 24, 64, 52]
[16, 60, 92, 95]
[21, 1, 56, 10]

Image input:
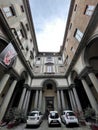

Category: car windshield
[67, 112, 75, 116]
[50, 112, 59, 118]
[29, 112, 38, 116]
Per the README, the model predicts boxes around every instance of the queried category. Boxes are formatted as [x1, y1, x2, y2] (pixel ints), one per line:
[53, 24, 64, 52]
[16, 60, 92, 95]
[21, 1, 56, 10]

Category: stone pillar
[70, 90, 77, 111]
[0, 74, 10, 95]
[38, 90, 42, 110]
[57, 90, 61, 111]
[68, 90, 74, 110]
[88, 73, 98, 93]
[61, 90, 65, 110]
[0, 80, 17, 121]
[34, 90, 39, 109]
[22, 90, 29, 110]
[81, 78, 98, 113]
[25, 90, 31, 114]
[18, 87, 26, 109]
[73, 87, 82, 112]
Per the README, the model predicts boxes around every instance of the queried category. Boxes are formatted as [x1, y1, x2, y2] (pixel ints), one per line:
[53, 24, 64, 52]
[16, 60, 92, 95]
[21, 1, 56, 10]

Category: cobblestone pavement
[0, 120, 91, 130]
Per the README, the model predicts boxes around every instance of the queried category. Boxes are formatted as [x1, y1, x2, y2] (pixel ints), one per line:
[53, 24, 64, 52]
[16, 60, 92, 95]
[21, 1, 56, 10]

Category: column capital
[23, 84, 31, 90]
[68, 84, 75, 90]
[78, 66, 93, 79]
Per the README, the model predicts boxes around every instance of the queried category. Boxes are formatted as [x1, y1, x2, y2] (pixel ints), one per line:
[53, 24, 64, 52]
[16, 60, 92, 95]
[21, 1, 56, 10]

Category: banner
[0, 43, 17, 68]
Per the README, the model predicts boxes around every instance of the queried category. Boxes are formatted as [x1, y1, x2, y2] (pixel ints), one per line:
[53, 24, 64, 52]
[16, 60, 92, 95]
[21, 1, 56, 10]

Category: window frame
[74, 29, 83, 42]
[85, 5, 95, 16]
[3, 5, 16, 18]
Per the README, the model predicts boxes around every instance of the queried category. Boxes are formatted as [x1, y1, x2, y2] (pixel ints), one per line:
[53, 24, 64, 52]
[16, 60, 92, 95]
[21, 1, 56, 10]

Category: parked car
[26, 111, 43, 127]
[48, 111, 61, 127]
[61, 110, 79, 126]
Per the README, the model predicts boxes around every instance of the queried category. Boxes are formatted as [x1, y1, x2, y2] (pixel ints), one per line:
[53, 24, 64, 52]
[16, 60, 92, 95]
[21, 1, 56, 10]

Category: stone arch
[42, 78, 58, 90]
[84, 37, 98, 73]
[20, 68, 31, 86]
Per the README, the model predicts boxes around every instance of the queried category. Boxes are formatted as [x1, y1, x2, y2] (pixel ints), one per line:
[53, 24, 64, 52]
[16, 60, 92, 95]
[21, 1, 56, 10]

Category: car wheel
[63, 120, 66, 125]
[77, 123, 79, 127]
[66, 124, 69, 127]
[61, 118, 64, 123]
[59, 124, 61, 127]
[25, 125, 28, 128]
[48, 123, 50, 127]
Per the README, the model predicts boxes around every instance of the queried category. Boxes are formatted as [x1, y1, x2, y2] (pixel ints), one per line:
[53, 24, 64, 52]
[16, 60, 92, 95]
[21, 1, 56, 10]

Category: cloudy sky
[29, 0, 71, 52]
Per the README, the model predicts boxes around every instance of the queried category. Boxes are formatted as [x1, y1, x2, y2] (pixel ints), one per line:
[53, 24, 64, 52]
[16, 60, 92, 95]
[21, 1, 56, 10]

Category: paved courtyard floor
[0, 120, 91, 130]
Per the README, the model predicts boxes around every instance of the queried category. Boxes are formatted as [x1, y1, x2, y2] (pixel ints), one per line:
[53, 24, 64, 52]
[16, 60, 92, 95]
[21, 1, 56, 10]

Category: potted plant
[84, 107, 95, 122]
[84, 107, 98, 130]
[6, 107, 26, 128]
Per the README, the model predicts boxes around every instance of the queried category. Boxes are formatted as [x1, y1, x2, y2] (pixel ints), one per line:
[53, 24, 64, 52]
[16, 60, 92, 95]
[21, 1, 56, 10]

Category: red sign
[0, 43, 17, 68]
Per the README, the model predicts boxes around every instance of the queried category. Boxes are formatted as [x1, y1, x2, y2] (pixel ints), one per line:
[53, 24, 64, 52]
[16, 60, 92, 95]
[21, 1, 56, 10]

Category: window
[74, 29, 83, 42]
[26, 23, 29, 31]
[46, 56, 53, 63]
[58, 57, 61, 60]
[47, 66, 52, 73]
[3, 6, 16, 17]
[47, 83, 53, 90]
[85, 5, 95, 16]
[20, 22, 27, 39]
[20, 5, 24, 12]
[69, 23, 72, 30]
[74, 4, 77, 11]
[38, 57, 40, 60]
[36, 66, 39, 68]
[17, 30, 23, 40]
[30, 39, 32, 42]
[30, 51, 34, 59]
[26, 46, 28, 51]
[47, 56, 52, 61]
[70, 46, 75, 53]
[66, 55, 70, 65]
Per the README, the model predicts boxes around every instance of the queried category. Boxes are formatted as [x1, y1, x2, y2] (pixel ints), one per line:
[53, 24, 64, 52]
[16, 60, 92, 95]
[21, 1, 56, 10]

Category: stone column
[88, 73, 98, 93]
[25, 90, 31, 114]
[81, 78, 98, 113]
[68, 90, 74, 110]
[38, 90, 42, 110]
[34, 90, 39, 109]
[18, 87, 26, 109]
[73, 87, 82, 112]
[0, 80, 17, 121]
[57, 90, 61, 111]
[22, 90, 29, 110]
[0, 74, 10, 95]
[61, 90, 65, 110]
[70, 90, 77, 111]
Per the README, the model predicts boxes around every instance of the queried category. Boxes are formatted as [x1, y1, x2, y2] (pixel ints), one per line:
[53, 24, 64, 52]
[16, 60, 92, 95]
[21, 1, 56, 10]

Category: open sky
[29, 0, 71, 52]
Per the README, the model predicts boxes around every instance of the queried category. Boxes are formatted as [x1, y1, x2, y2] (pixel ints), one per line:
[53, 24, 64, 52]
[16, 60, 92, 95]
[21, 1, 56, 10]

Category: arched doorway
[42, 79, 57, 112]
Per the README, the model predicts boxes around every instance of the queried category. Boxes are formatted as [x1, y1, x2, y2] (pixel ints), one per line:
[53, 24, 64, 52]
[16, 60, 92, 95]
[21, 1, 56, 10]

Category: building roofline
[22, 0, 39, 54]
[60, 0, 75, 54]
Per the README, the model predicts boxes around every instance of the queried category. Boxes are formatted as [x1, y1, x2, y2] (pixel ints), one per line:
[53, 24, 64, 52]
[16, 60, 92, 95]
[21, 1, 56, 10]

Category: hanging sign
[0, 43, 17, 68]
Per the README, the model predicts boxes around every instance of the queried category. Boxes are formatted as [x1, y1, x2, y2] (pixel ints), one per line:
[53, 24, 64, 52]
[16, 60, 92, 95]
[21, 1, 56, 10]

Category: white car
[26, 111, 43, 127]
[61, 110, 79, 126]
[48, 111, 61, 127]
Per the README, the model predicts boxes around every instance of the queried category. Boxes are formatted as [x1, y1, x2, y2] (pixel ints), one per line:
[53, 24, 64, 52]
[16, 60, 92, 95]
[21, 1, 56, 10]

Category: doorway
[45, 97, 54, 111]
